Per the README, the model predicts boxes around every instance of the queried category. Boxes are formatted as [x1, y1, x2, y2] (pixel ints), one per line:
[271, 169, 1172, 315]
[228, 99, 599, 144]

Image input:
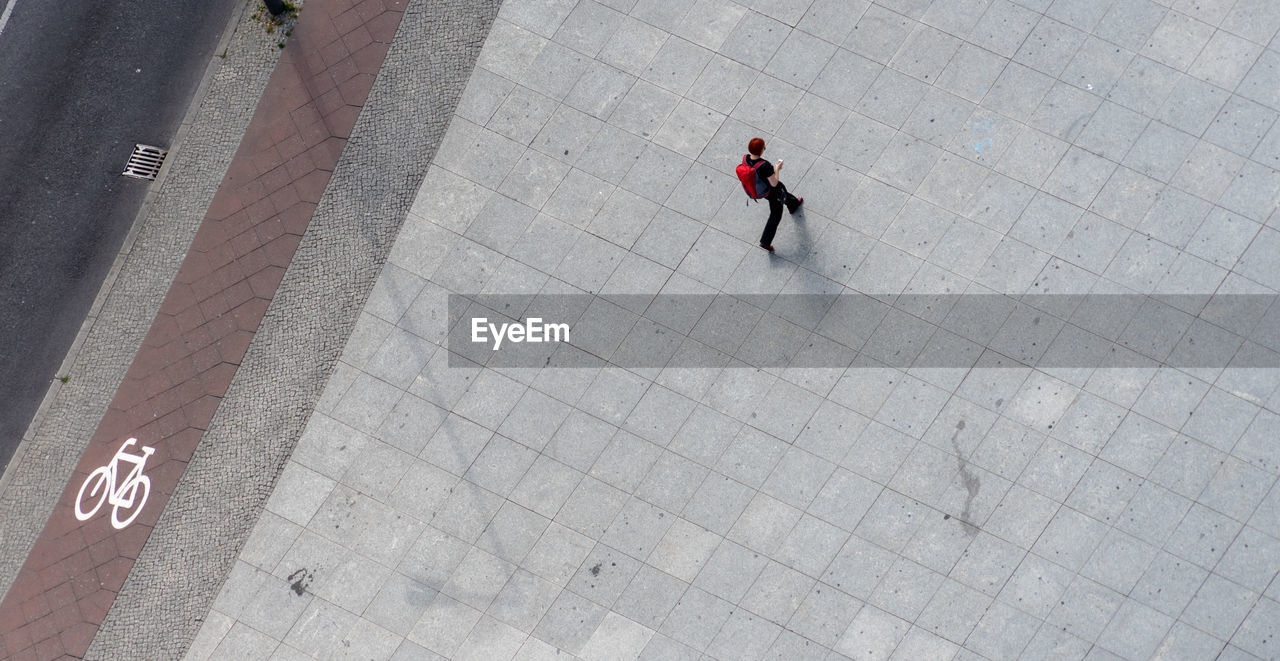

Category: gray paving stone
[1180, 574, 1258, 644]
[1220, 162, 1280, 224]
[212, 622, 279, 661]
[648, 104, 719, 160]
[363, 572, 440, 637]
[625, 0, 686, 31]
[1145, 11, 1214, 72]
[487, 86, 556, 144]
[285, 599, 363, 659]
[1119, 481, 1195, 549]
[608, 567, 685, 633]
[1234, 409, 1280, 474]
[340, 439, 415, 503]
[858, 69, 932, 133]
[410, 593, 484, 657]
[496, 0, 572, 37]
[726, 492, 803, 556]
[1099, 413, 1177, 477]
[453, 615, 527, 661]
[707, 608, 783, 659]
[457, 66, 517, 126]
[579, 369, 649, 426]
[678, 472, 754, 540]
[1231, 596, 1280, 658]
[835, 604, 911, 660]
[688, 538, 767, 604]
[913, 0, 979, 32]
[1018, 17, 1088, 79]
[979, 67, 1049, 129]
[1099, 597, 1176, 660]
[739, 561, 812, 626]
[993, 127, 1068, 191]
[870, 555, 946, 621]
[473, 500, 548, 567]
[579, 612, 656, 659]
[564, 542, 641, 610]
[821, 537, 896, 609]
[903, 511, 977, 574]
[1206, 96, 1279, 159]
[914, 577, 988, 645]
[162, 0, 1280, 658]
[890, 23, 962, 85]
[965, 599, 1042, 660]
[626, 448, 700, 512]
[681, 58, 752, 120]
[638, 38, 708, 100]
[964, 1, 1035, 58]
[306, 550, 393, 616]
[552, 477, 626, 543]
[365, 328, 437, 392]
[894, 626, 960, 660]
[550, 0, 621, 55]
[438, 546, 517, 613]
[1049, 575, 1123, 643]
[1149, 435, 1223, 499]
[1198, 453, 1269, 522]
[635, 634, 699, 661]
[657, 586, 734, 651]
[789, 590, 863, 654]
[483, 570, 560, 636]
[1157, 623, 1228, 661]
[999, 553, 1075, 622]
[1045, 0, 1108, 30]
[712, 423, 782, 487]
[525, 42, 591, 101]
[534, 106, 606, 171]
[669, 0, 743, 49]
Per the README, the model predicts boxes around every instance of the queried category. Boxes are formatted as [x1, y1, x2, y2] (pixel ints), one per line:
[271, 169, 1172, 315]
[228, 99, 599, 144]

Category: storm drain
[122, 144, 168, 180]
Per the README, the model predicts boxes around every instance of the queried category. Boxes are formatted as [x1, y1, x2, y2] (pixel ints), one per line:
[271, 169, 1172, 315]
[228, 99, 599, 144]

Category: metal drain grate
[122, 144, 168, 180]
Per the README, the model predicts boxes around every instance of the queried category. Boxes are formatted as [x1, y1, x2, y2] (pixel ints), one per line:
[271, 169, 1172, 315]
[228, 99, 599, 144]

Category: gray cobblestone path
[192, 0, 1280, 659]
[0, 0, 282, 603]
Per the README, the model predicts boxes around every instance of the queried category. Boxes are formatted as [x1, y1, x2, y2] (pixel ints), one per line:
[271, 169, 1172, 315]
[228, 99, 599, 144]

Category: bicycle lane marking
[74, 438, 155, 530]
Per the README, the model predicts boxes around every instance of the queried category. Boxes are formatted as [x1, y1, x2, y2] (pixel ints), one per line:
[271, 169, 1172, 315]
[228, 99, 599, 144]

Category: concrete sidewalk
[59, 0, 1280, 658]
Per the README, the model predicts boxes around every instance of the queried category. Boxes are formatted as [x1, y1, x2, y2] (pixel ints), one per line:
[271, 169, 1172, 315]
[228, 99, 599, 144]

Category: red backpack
[736, 155, 768, 201]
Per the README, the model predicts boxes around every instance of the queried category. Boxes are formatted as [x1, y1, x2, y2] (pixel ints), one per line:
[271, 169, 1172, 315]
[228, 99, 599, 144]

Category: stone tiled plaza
[172, 0, 1279, 658]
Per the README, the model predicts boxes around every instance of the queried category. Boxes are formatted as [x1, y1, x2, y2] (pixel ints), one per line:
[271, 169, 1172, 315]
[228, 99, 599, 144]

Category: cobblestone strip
[87, 0, 501, 658]
[0, 1, 411, 659]
[0, 0, 278, 629]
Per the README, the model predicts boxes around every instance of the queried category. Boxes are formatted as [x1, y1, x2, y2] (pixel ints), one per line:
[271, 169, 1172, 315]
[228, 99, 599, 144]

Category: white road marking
[0, 0, 18, 37]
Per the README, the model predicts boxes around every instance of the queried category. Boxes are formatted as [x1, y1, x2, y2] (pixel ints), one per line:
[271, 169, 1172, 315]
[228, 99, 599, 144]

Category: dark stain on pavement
[950, 420, 981, 535]
[288, 568, 313, 596]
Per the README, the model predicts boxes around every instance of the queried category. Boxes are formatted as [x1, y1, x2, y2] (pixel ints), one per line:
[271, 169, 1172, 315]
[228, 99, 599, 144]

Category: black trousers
[759, 183, 801, 246]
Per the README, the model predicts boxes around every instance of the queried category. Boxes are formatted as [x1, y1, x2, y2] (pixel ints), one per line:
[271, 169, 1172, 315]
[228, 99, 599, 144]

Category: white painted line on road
[0, 0, 18, 37]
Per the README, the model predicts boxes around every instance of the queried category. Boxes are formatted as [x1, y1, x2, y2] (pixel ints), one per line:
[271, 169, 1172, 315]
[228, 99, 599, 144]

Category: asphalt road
[0, 0, 240, 474]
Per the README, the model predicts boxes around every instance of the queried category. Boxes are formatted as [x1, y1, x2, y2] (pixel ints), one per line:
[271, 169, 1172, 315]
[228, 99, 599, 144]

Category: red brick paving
[0, 0, 406, 658]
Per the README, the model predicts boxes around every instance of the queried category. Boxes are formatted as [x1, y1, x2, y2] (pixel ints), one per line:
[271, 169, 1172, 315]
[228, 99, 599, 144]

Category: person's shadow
[773, 205, 811, 260]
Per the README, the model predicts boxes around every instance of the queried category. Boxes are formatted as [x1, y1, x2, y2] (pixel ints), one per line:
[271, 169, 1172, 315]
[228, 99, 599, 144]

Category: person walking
[738, 137, 802, 252]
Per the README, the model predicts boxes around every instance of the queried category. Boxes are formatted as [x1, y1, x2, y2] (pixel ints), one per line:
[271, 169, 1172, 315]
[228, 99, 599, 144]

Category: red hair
[748, 138, 765, 156]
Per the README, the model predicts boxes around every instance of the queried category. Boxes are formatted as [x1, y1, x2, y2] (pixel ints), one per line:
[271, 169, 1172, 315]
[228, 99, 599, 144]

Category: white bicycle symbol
[75, 437, 155, 529]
